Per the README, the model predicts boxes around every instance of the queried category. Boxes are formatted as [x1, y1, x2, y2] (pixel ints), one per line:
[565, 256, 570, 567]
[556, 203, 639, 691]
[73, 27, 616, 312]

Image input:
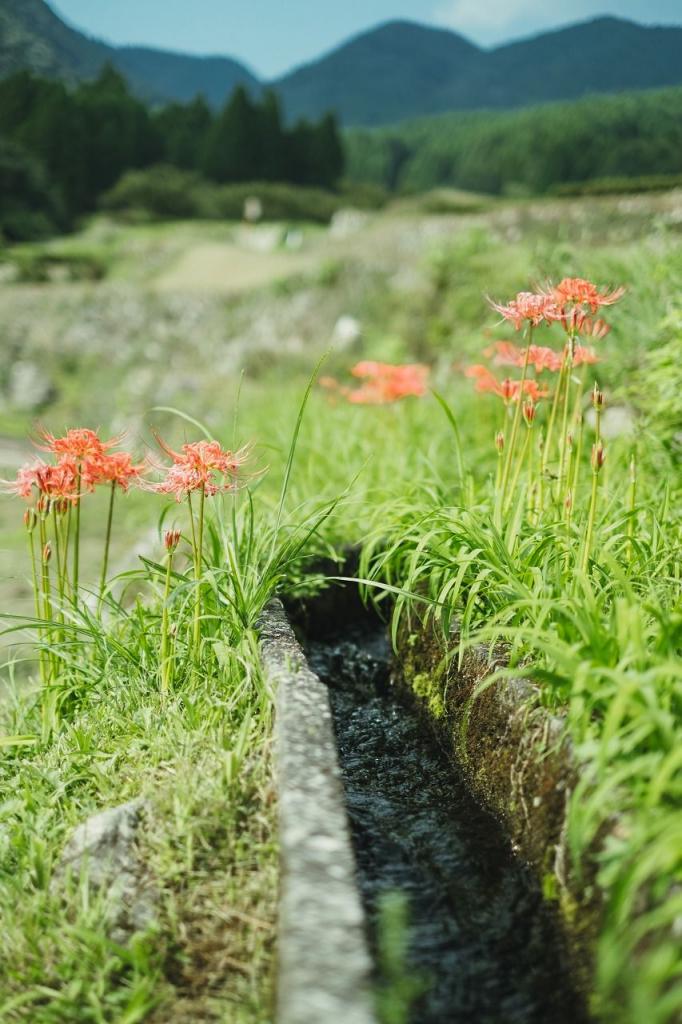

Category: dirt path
[153, 237, 317, 294]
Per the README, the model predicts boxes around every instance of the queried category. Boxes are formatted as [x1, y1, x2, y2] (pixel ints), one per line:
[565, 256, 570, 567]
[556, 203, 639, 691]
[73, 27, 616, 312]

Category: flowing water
[299, 600, 588, 1024]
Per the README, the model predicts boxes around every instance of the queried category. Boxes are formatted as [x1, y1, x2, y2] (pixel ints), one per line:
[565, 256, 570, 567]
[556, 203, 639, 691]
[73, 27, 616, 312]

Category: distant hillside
[3, 2, 682, 125]
[345, 86, 682, 194]
[0, 0, 258, 105]
[272, 21, 480, 126]
[275, 16, 682, 125]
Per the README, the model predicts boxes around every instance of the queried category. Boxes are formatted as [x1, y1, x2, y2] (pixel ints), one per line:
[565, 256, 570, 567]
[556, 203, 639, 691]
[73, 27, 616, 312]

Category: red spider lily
[465, 365, 549, 401]
[573, 345, 599, 368]
[489, 291, 560, 331]
[338, 361, 429, 404]
[483, 340, 524, 366]
[154, 438, 249, 501]
[560, 309, 612, 338]
[484, 341, 563, 373]
[82, 451, 147, 492]
[3, 459, 79, 504]
[551, 278, 625, 313]
[38, 428, 120, 462]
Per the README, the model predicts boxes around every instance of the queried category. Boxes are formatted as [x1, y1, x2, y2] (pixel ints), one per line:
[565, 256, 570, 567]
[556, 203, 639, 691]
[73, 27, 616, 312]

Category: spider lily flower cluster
[321, 360, 430, 404]
[467, 277, 625, 566]
[5, 429, 248, 692]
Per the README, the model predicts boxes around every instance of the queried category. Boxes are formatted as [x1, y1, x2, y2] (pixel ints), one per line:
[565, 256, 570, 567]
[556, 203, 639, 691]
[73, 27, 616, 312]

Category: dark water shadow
[290, 581, 589, 1024]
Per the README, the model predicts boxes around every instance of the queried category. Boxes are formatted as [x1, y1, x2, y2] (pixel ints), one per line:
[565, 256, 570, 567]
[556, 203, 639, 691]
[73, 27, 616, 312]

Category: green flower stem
[192, 486, 206, 657]
[160, 551, 174, 694]
[581, 467, 600, 574]
[500, 324, 533, 507]
[39, 515, 55, 681]
[541, 353, 566, 485]
[555, 336, 576, 501]
[52, 504, 65, 620]
[627, 452, 637, 562]
[580, 406, 602, 574]
[508, 426, 532, 507]
[27, 524, 44, 684]
[98, 481, 116, 608]
[72, 467, 81, 604]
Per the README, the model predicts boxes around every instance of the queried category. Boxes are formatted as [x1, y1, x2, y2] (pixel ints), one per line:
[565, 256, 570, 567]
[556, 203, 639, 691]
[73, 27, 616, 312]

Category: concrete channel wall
[258, 599, 377, 1024]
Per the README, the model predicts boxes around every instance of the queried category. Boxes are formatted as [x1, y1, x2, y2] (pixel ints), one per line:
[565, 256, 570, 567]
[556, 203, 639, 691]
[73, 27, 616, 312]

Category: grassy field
[1, 193, 681, 1022]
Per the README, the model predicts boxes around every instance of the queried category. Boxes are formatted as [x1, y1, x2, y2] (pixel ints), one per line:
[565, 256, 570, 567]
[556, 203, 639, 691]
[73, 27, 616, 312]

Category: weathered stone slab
[53, 798, 157, 942]
[258, 599, 377, 1024]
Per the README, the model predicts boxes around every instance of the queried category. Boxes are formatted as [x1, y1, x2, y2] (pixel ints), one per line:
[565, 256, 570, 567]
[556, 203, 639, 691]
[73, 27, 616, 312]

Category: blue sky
[52, 0, 682, 78]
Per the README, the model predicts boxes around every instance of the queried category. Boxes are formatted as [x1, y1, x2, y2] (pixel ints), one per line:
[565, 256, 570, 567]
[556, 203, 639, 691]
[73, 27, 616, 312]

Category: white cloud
[433, 0, 542, 35]
[432, 0, 607, 43]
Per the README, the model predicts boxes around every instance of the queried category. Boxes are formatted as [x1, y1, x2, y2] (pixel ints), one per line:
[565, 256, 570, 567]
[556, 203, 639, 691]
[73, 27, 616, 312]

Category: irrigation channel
[289, 584, 588, 1024]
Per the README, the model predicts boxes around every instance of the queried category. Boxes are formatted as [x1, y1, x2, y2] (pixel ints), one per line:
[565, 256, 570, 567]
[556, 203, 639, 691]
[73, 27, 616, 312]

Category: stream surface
[303, 612, 587, 1024]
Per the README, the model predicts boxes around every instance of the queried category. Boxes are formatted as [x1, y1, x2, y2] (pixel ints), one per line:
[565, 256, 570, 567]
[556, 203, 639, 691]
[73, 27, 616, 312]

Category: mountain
[272, 21, 480, 126]
[3, 2, 682, 125]
[432, 17, 682, 112]
[275, 16, 682, 124]
[0, 0, 258, 105]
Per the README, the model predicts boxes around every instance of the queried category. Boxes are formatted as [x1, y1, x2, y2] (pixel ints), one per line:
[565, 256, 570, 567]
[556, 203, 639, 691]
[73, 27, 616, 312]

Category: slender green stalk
[98, 481, 116, 607]
[541, 353, 567, 483]
[555, 336, 576, 501]
[507, 427, 532, 507]
[39, 515, 56, 682]
[192, 486, 206, 657]
[499, 326, 533, 505]
[581, 464, 600, 574]
[72, 467, 82, 604]
[26, 520, 45, 685]
[52, 503, 65, 620]
[627, 452, 637, 562]
[581, 407, 603, 574]
[160, 552, 174, 694]
[571, 412, 584, 496]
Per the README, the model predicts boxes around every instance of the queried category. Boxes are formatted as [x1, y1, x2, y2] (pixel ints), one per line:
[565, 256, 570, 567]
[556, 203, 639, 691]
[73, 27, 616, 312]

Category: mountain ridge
[3, 2, 682, 125]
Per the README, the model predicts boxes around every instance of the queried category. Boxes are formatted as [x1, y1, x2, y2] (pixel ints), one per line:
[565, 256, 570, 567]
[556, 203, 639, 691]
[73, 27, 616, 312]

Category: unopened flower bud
[592, 383, 604, 411]
[42, 542, 52, 563]
[591, 441, 606, 472]
[495, 431, 505, 454]
[566, 431, 574, 451]
[164, 529, 181, 552]
[564, 490, 573, 512]
[590, 319, 610, 340]
[522, 399, 536, 426]
[501, 378, 515, 403]
[36, 496, 48, 517]
[23, 508, 37, 532]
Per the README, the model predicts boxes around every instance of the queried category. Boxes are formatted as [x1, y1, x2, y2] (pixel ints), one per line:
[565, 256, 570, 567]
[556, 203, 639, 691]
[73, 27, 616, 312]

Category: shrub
[101, 166, 367, 224]
[0, 138, 64, 241]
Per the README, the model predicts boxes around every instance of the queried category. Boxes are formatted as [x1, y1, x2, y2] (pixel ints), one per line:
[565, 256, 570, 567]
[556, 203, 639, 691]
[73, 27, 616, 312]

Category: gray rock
[258, 600, 377, 1024]
[54, 798, 157, 941]
[8, 360, 52, 410]
[331, 314, 362, 349]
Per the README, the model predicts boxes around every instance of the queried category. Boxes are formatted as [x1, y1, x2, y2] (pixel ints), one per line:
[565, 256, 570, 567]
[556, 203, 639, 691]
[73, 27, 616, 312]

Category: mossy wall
[396, 618, 601, 1001]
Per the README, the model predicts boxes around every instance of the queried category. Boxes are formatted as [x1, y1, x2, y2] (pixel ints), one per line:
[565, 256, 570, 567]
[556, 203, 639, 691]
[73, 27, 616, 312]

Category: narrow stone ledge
[258, 599, 377, 1024]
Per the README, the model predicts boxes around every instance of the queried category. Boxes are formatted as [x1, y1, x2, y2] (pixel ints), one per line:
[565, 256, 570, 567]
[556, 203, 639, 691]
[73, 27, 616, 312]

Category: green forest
[345, 86, 682, 195]
[0, 66, 344, 239]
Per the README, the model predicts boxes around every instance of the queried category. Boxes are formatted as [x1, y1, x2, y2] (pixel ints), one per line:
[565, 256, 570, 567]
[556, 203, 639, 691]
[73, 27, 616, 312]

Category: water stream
[298, 600, 587, 1024]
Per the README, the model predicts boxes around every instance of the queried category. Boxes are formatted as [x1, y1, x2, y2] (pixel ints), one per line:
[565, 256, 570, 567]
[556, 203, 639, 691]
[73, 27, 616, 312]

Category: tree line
[0, 66, 344, 238]
[345, 87, 682, 196]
